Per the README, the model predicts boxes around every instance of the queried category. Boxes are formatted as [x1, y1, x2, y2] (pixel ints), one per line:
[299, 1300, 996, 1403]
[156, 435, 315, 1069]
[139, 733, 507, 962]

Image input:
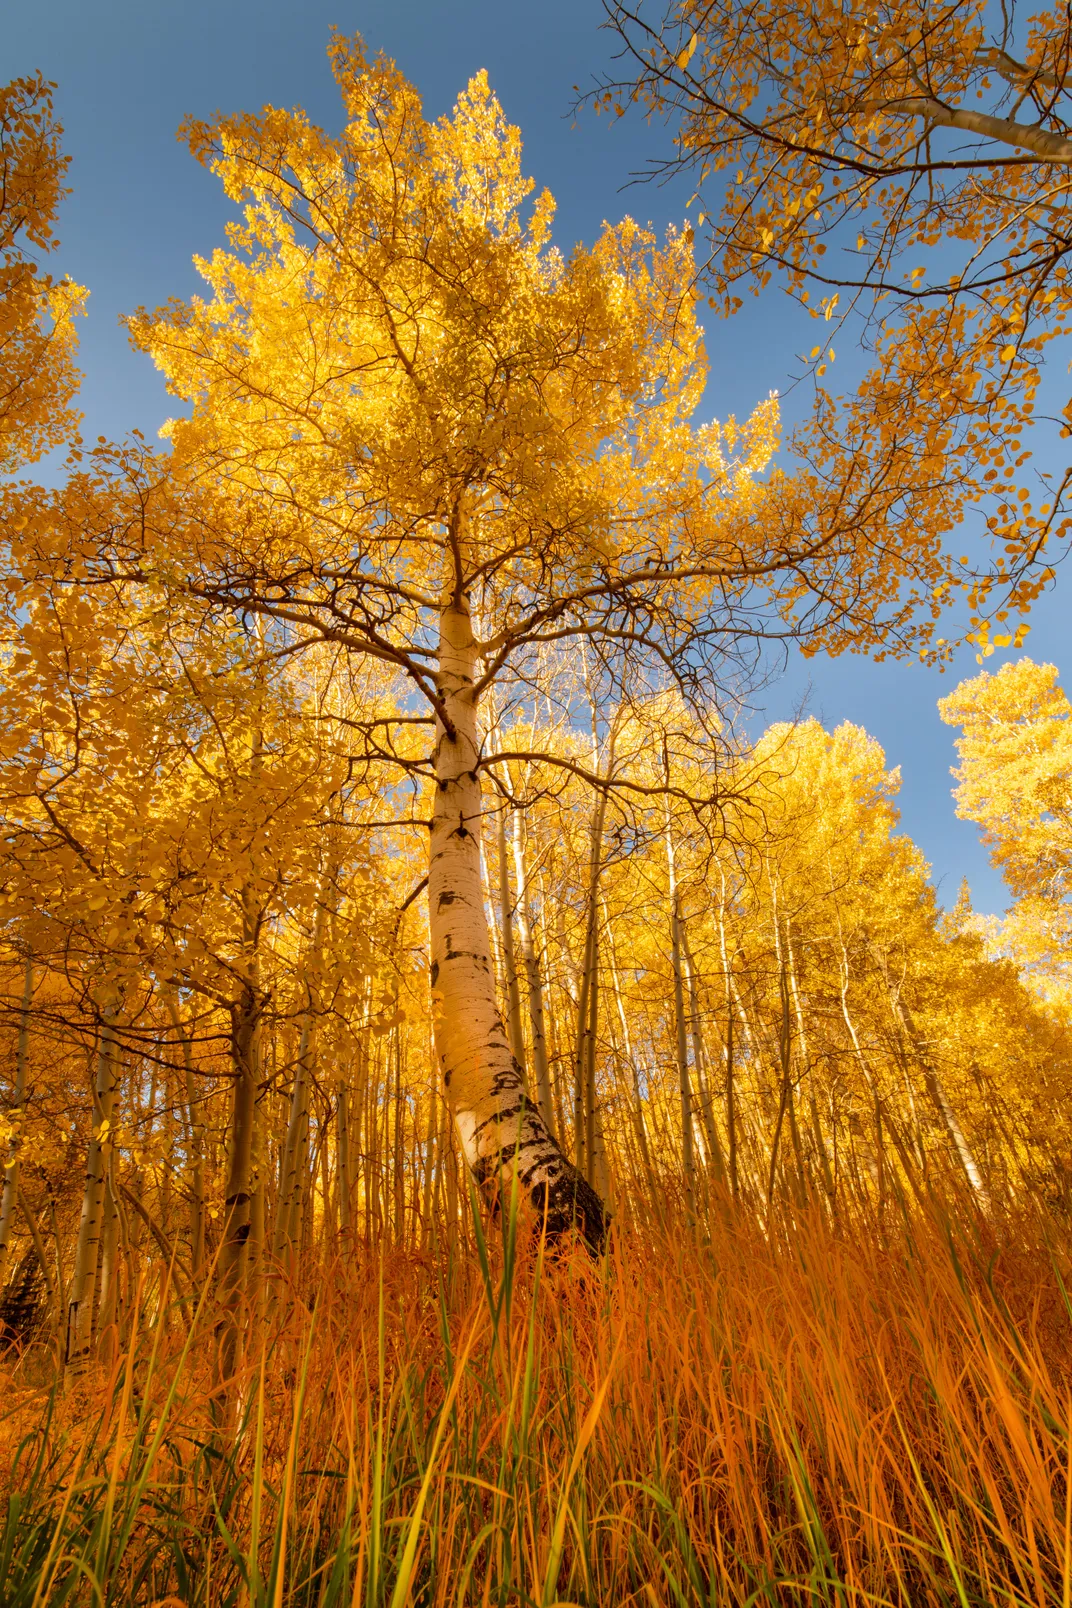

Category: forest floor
[0, 1191, 1068, 1606]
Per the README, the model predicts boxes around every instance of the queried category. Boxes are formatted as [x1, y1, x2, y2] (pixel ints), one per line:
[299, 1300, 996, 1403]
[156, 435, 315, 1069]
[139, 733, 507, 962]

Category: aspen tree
[124, 37, 975, 1250]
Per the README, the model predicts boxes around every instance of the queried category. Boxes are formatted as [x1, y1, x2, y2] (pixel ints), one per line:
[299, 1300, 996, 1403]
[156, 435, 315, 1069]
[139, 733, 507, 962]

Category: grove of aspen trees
[2, 7, 1072, 1603]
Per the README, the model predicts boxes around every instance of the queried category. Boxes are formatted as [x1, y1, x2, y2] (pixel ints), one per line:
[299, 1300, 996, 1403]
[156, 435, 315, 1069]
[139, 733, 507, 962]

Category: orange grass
[0, 1195, 1070, 1606]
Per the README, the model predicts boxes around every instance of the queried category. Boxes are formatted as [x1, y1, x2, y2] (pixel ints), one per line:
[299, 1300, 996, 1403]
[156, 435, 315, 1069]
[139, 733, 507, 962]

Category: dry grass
[1, 1192, 1070, 1606]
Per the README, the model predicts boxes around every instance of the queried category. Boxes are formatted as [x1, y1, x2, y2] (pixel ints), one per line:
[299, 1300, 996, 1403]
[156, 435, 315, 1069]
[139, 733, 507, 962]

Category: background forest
[2, 5, 1072, 1605]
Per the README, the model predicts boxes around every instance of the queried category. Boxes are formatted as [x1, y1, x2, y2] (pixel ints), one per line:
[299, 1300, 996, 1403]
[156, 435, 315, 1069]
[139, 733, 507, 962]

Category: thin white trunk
[716, 869, 740, 1199]
[681, 929, 724, 1183]
[0, 956, 34, 1290]
[895, 995, 987, 1201]
[665, 799, 695, 1213]
[166, 994, 205, 1281]
[428, 588, 605, 1249]
[574, 719, 617, 1179]
[216, 980, 258, 1384]
[512, 807, 553, 1133]
[785, 926, 835, 1204]
[337, 1083, 353, 1233]
[273, 1005, 315, 1270]
[66, 1013, 120, 1373]
[496, 801, 528, 1080]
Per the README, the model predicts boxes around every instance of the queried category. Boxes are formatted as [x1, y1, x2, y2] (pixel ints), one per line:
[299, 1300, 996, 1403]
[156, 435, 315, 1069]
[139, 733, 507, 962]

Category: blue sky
[10, 0, 1069, 915]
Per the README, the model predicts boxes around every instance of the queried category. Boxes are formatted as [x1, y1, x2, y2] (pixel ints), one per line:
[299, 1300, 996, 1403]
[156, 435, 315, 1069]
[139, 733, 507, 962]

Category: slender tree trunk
[725, 996, 738, 1201]
[512, 807, 553, 1133]
[894, 994, 986, 1200]
[393, 1021, 405, 1241]
[273, 1001, 315, 1272]
[66, 1013, 120, 1373]
[249, 1091, 266, 1324]
[574, 722, 616, 1184]
[337, 1082, 353, 1234]
[574, 893, 599, 1177]
[716, 873, 741, 1201]
[215, 980, 259, 1386]
[768, 885, 804, 1202]
[166, 995, 205, 1282]
[605, 912, 655, 1187]
[19, 1192, 55, 1339]
[496, 800, 528, 1081]
[419, 1084, 435, 1248]
[681, 929, 724, 1183]
[836, 944, 927, 1211]
[665, 798, 695, 1216]
[837, 945, 886, 1209]
[785, 926, 835, 1208]
[583, 951, 610, 1199]
[0, 956, 34, 1290]
[427, 585, 605, 1249]
[96, 1162, 119, 1356]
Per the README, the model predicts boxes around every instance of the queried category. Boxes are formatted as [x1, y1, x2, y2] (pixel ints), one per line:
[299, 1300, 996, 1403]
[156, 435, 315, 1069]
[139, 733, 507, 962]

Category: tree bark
[428, 589, 606, 1250]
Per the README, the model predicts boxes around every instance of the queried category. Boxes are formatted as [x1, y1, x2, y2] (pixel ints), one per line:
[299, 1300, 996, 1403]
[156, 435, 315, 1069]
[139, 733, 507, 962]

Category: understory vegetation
[3, 1193, 1072, 1607]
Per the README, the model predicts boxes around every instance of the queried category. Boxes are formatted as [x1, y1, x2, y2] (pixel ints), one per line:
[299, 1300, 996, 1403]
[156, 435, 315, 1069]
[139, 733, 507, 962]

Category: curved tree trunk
[428, 592, 606, 1251]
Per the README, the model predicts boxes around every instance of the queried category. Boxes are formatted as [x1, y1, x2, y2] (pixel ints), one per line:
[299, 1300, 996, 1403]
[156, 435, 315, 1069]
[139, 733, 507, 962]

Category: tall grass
[1, 1193, 1070, 1606]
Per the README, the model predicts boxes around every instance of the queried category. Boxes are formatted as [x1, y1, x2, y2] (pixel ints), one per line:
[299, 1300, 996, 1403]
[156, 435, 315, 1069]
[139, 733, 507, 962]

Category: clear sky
[9, 0, 1068, 916]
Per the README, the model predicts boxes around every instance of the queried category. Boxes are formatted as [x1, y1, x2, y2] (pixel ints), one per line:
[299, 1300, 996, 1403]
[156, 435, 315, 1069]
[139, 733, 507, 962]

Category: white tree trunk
[665, 807, 695, 1214]
[166, 994, 205, 1280]
[66, 1013, 120, 1373]
[0, 956, 33, 1291]
[895, 996, 987, 1201]
[428, 595, 605, 1249]
[496, 802, 528, 1081]
[512, 807, 554, 1134]
[215, 982, 258, 1385]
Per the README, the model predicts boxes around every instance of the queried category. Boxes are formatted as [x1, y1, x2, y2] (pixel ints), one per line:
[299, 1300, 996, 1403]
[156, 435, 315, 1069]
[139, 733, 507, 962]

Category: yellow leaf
[676, 32, 698, 70]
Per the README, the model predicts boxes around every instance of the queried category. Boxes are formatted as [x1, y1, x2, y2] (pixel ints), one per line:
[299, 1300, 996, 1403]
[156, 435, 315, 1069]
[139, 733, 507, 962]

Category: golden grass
[1, 1194, 1069, 1606]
